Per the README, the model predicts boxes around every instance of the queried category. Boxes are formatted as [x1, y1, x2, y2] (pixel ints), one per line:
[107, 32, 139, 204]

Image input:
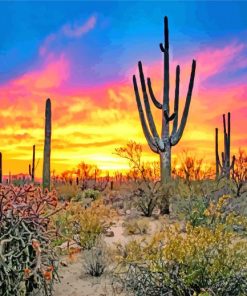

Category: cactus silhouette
[29, 145, 36, 182]
[42, 99, 52, 191]
[215, 112, 235, 179]
[133, 16, 196, 183]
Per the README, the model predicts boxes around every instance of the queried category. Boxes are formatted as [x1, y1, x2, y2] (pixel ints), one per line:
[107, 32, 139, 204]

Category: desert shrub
[83, 238, 109, 277]
[179, 194, 247, 235]
[52, 200, 115, 250]
[114, 222, 247, 296]
[130, 181, 173, 217]
[115, 141, 170, 216]
[55, 183, 78, 201]
[51, 204, 75, 248]
[0, 184, 62, 296]
[123, 218, 150, 235]
[184, 196, 209, 227]
[72, 188, 100, 202]
[74, 200, 114, 249]
[231, 149, 247, 197]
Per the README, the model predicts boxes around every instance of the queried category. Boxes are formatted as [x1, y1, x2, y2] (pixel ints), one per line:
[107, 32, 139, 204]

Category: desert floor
[53, 216, 165, 296]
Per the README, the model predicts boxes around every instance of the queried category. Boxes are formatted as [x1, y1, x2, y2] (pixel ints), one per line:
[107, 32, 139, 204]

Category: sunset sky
[0, 1, 246, 177]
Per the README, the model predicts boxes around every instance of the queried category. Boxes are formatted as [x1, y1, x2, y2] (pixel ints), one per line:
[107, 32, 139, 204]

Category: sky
[0, 1, 246, 177]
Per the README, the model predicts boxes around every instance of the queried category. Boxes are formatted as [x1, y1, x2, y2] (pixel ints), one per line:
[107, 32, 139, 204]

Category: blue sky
[0, 1, 246, 86]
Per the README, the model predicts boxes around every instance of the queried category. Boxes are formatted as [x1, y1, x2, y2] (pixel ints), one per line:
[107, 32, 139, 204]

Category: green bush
[83, 238, 109, 277]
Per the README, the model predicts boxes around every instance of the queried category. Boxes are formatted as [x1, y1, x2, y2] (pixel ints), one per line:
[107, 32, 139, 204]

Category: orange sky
[0, 13, 246, 177]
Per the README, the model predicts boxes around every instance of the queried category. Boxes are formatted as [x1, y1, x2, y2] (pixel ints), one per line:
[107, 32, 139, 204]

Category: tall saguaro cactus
[215, 112, 235, 179]
[133, 16, 196, 183]
[43, 98, 52, 191]
[29, 145, 36, 183]
[0, 152, 2, 184]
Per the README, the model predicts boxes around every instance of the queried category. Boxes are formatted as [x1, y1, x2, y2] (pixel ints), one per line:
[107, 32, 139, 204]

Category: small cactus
[215, 112, 235, 179]
[29, 145, 36, 183]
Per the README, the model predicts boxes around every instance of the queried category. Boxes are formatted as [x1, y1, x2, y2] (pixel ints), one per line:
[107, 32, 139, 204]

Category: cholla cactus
[0, 184, 63, 295]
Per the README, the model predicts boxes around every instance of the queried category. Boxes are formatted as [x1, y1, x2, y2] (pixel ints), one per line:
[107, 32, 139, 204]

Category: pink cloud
[39, 33, 56, 57]
[196, 42, 246, 81]
[13, 54, 70, 90]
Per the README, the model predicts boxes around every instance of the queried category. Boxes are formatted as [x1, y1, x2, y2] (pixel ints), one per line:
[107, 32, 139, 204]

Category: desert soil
[54, 217, 164, 296]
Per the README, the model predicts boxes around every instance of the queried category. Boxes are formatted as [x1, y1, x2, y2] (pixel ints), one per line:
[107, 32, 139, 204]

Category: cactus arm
[133, 75, 159, 154]
[147, 78, 162, 109]
[164, 110, 176, 123]
[223, 114, 228, 161]
[171, 65, 180, 136]
[171, 59, 196, 146]
[221, 152, 225, 168]
[230, 155, 235, 170]
[137, 61, 164, 150]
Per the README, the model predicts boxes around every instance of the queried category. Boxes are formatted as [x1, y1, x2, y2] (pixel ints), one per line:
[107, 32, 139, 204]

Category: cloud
[14, 54, 70, 90]
[62, 16, 96, 38]
[39, 15, 97, 56]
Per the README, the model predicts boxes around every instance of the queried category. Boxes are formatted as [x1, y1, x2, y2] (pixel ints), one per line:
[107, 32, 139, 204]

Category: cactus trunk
[160, 147, 171, 184]
[42, 98, 52, 191]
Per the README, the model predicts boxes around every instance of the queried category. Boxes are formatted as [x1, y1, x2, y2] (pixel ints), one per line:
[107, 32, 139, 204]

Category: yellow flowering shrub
[52, 199, 116, 249]
[115, 217, 247, 295]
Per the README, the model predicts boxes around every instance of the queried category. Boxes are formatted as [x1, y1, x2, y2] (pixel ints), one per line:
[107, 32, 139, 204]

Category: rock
[152, 209, 161, 219]
[60, 261, 68, 267]
[59, 240, 82, 253]
[104, 230, 114, 237]
[117, 209, 125, 216]
[126, 208, 140, 219]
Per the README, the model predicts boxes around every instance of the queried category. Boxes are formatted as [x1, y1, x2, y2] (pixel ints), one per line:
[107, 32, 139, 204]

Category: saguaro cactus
[215, 112, 235, 179]
[42, 98, 52, 191]
[0, 152, 2, 183]
[133, 16, 196, 183]
[29, 145, 36, 182]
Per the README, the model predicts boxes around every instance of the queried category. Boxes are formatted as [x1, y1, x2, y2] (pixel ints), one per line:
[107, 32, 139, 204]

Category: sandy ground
[53, 216, 164, 296]
[54, 254, 122, 296]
